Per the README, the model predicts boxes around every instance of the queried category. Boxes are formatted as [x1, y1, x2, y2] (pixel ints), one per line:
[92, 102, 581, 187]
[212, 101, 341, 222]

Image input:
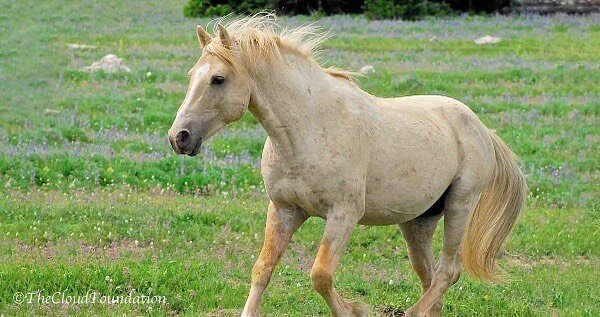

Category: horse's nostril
[176, 129, 191, 147]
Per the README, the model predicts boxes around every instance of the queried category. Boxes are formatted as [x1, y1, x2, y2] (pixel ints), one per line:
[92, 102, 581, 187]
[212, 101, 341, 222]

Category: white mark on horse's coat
[192, 63, 211, 87]
[178, 63, 211, 118]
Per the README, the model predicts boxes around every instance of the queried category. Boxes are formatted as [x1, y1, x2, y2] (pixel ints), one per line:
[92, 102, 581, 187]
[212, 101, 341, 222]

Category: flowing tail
[461, 131, 527, 282]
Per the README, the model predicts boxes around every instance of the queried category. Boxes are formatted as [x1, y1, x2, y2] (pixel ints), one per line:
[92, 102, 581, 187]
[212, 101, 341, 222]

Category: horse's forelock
[201, 12, 354, 82]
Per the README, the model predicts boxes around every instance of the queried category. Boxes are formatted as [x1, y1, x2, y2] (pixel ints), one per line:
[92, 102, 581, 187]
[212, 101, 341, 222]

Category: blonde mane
[203, 13, 358, 81]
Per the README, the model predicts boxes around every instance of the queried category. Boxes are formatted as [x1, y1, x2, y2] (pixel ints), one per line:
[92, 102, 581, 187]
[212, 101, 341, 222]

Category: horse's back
[384, 95, 496, 186]
[379, 95, 492, 150]
[383, 95, 478, 120]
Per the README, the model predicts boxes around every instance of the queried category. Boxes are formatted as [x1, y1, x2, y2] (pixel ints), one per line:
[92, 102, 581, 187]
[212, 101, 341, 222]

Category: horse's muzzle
[169, 129, 201, 156]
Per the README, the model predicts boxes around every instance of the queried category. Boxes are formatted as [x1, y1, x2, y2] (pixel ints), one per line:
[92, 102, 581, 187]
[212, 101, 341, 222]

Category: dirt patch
[206, 308, 243, 317]
[378, 306, 405, 316]
[212, 222, 255, 271]
[505, 255, 594, 270]
[15, 238, 152, 262]
[360, 262, 406, 285]
[285, 242, 316, 273]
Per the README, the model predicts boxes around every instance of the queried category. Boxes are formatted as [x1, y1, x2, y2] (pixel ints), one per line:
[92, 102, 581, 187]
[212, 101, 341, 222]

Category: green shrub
[437, 0, 510, 13]
[184, 0, 365, 18]
[275, 0, 365, 15]
[183, 0, 454, 18]
[364, 0, 452, 20]
[183, 0, 210, 18]
[183, 0, 273, 17]
[205, 4, 234, 16]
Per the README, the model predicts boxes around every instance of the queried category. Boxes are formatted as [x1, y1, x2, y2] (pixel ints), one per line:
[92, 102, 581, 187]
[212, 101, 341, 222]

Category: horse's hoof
[426, 310, 441, 317]
[349, 301, 370, 317]
[402, 309, 427, 317]
[240, 310, 258, 317]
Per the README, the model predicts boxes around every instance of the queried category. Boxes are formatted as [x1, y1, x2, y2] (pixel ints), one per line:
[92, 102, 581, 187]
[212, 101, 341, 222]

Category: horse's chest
[264, 171, 333, 217]
[260, 138, 365, 218]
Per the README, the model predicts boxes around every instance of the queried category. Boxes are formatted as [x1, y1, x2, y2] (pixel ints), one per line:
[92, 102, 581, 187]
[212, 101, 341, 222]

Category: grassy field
[1, 0, 598, 316]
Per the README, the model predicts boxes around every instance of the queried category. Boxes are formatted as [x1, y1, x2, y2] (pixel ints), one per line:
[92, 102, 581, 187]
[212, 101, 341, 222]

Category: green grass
[0, 191, 597, 316]
[0, 0, 598, 315]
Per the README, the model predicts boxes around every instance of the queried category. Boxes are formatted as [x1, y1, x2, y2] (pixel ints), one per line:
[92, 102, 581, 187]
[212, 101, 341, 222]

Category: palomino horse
[168, 14, 526, 317]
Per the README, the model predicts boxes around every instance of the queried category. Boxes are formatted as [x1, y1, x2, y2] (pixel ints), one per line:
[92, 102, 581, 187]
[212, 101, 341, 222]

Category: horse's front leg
[241, 201, 307, 317]
[311, 204, 369, 317]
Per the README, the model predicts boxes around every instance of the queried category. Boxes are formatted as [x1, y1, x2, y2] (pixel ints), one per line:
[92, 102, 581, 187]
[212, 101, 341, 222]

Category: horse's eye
[211, 75, 225, 85]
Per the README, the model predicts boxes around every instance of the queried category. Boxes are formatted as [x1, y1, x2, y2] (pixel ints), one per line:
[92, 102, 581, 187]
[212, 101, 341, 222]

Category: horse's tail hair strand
[461, 130, 527, 282]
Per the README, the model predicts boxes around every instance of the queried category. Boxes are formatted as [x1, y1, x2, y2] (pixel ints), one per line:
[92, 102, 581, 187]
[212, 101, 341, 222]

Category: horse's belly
[361, 174, 452, 226]
[362, 145, 458, 225]
[359, 208, 418, 225]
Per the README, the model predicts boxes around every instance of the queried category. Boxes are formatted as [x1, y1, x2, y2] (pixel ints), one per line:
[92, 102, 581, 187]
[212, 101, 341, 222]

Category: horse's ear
[217, 24, 232, 49]
[196, 25, 212, 47]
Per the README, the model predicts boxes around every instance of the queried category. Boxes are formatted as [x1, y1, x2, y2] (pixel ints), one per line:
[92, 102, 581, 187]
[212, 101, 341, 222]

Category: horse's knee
[433, 268, 455, 286]
[436, 255, 462, 283]
[451, 269, 461, 285]
[448, 257, 461, 285]
[432, 297, 444, 311]
[311, 265, 333, 295]
[251, 259, 273, 287]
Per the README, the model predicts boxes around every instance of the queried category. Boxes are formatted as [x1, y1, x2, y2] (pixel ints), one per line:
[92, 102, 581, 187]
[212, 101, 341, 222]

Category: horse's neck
[248, 56, 358, 158]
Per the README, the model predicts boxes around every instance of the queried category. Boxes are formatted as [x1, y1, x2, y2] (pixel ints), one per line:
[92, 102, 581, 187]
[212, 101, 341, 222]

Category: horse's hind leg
[399, 214, 443, 317]
[404, 188, 481, 317]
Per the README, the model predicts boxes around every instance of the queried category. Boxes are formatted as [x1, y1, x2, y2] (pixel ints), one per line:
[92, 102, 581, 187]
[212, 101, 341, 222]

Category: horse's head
[169, 25, 252, 156]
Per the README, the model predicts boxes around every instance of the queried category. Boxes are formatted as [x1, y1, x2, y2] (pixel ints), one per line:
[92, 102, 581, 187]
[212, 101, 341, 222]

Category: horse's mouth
[185, 139, 202, 157]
